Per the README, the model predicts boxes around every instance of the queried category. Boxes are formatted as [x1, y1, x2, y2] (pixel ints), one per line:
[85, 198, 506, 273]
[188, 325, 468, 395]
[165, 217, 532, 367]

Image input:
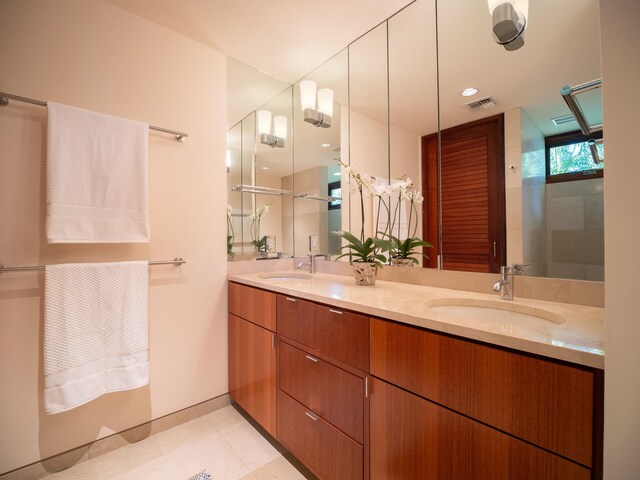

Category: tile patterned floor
[42, 406, 306, 480]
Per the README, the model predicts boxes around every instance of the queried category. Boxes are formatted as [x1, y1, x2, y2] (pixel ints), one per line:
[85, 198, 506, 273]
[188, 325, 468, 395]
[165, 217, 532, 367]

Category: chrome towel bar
[0, 258, 186, 273]
[0, 91, 188, 142]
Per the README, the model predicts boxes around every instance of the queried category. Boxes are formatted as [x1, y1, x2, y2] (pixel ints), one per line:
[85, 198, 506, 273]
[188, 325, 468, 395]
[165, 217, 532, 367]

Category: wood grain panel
[314, 305, 370, 371]
[422, 114, 506, 273]
[370, 319, 594, 466]
[279, 341, 365, 443]
[278, 390, 363, 480]
[276, 294, 315, 348]
[370, 378, 591, 480]
[228, 282, 276, 331]
[228, 314, 276, 437]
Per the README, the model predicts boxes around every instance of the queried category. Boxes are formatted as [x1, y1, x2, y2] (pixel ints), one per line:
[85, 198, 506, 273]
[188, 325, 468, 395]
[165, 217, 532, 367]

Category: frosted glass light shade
[300, 80, 317, 111]
[317, 88, 334, 117]
[226, 149, 231, 168]
[273, 116, 287, 140]
[257, 110, 272, 135]
[487, 0, 528, 26]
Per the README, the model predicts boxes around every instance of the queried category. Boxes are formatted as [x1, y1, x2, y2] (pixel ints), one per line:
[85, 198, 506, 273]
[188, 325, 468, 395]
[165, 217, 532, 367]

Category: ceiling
[104, 0, 414, 85]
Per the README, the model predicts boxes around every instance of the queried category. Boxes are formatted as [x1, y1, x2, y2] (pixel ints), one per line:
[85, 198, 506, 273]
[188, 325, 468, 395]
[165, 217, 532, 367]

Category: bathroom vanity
[227, 273, 604, 480]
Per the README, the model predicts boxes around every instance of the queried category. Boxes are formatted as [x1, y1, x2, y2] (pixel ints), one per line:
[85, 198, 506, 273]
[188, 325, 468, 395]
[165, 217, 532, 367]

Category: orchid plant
[250, 202, 272, 254]
[227, 204, 234, 257]
[332, 159, 432, 266]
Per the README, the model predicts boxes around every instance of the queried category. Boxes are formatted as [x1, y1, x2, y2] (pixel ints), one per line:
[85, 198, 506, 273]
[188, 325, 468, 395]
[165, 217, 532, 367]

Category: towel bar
[0, 258, 186, 273]
[0, 91, 188, 142]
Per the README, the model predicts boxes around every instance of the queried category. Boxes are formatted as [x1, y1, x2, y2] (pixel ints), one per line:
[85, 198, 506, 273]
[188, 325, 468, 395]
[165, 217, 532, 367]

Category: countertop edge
[228, 273, 605, 370]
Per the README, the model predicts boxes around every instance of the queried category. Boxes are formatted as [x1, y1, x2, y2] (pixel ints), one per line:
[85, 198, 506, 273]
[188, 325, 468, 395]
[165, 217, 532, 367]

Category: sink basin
[425, 298, 566, 326]
[258, 272, 313, 281]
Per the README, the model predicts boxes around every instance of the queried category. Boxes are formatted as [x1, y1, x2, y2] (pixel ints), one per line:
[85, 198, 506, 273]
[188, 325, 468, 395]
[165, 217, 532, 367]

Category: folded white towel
[47, 102, 150, 243]
[44, 261, 149, 414]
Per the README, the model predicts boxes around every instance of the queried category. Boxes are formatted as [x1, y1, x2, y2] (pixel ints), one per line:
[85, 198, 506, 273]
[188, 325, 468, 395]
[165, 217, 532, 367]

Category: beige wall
[0, 0, 227, 474]
[601, 1, 640, 478]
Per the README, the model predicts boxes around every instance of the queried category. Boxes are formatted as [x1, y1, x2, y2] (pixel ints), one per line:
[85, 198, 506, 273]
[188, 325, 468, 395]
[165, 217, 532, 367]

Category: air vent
[464, 96, 496, 111]
[551, 114, 577, 126]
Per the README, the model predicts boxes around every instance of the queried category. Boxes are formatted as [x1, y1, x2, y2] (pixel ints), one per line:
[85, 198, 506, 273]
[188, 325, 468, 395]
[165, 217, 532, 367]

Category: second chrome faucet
[297, 254, 330, 274]
[492, 264, 531, 300]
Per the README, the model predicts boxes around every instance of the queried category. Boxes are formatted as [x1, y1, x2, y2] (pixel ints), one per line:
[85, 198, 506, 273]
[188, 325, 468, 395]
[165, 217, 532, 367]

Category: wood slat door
[422, 114, 506, 273]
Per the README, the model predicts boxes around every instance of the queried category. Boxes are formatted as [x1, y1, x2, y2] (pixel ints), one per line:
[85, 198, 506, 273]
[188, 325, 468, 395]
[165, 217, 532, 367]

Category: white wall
[0, 0, 227, 473]
[601, 1, 640, 478]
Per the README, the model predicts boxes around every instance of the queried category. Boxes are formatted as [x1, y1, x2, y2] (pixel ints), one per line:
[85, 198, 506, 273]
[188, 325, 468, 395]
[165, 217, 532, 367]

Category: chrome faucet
[297, 254, 330, 274]
[492, 264, 531, 300]
[493, 266, 515, 300]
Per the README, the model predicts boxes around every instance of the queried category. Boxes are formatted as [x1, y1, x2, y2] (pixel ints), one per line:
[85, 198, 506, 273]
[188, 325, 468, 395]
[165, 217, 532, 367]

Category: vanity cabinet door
[314, 305, 370, 371]
[277, 294, 315, 348]
[228, 282, 276, 331]
[370, 318, 595, 467]
[279, 341, 365, 443]
[278, 390, 364, 480]
[370, 378, 591, 480]
[228, 313, 277, 437]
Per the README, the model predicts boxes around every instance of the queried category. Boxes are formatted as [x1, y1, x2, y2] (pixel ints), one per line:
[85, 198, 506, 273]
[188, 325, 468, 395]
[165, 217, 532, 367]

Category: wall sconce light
[257, 110, 287, 148]
[226, 149, 231, 173]
[300, 80, 333, 128]
[488, 0, 528, 51]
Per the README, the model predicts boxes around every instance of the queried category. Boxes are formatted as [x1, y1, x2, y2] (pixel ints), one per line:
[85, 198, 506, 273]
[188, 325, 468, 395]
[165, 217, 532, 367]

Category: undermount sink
[425, 298, 567, 326]
[258, 272, 313, 281]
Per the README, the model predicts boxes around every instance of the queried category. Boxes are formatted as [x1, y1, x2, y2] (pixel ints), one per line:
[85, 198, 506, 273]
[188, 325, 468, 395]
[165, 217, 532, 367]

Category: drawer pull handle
[329, 309, 343, 315]
[305, 354, 320, 363]
[305, 411, 319, 421]
[285, 297, 297, 302]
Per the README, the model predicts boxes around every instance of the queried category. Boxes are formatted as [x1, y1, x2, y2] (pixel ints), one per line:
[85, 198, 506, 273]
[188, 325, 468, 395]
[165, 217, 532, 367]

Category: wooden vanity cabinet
[276, 294, 369, 480]
[228, 283, 277, 437]
[370, 318, 603, 479]
[370, 378, 591, 480]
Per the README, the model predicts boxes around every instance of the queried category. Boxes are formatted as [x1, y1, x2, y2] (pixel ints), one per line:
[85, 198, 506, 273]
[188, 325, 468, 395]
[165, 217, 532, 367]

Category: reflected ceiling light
[257, 110, 286, 148]
[461, 87, 478, 97]
[260, 166, 270, 171]
[333, 172, 342, 176]
[488, 0, 528, 51]
[321, 143, 332, 148]
[300, 79, 333, 128]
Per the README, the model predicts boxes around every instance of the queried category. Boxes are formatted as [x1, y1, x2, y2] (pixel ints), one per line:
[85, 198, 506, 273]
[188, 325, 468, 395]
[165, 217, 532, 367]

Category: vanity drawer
[278, 390, 363, 480]
[228, 282, 276, 331]
[277, 294, 315, 348]
[314, 304, 369, 371]
[279, 341, 364, 443]
[370, 318, 595, 467]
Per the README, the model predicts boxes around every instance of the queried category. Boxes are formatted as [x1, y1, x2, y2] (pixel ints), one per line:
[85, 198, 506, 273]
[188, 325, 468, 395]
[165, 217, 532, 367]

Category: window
[545, 130, 603, 183]
[328, 181, 341, 210]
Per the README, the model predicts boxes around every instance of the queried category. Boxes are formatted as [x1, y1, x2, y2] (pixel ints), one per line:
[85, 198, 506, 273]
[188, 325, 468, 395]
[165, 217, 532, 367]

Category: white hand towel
[44, 261, 149, 414]
[47, 102, 150, 243]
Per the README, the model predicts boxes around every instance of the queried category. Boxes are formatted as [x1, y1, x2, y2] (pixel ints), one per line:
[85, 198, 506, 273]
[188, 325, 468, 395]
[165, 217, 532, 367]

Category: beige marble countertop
[227, 271, 605, 369]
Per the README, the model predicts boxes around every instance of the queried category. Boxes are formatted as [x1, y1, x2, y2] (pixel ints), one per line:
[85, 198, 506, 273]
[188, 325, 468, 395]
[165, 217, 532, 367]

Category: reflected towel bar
[0, 258, 186, 273]
[0, 91, 188, 142]
[560, 79, 603, 136]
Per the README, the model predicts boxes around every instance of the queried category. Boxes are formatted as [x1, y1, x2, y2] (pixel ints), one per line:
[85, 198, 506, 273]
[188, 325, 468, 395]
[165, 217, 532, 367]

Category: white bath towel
[47, 102, 150, 243]
[44, 261, 149, 414]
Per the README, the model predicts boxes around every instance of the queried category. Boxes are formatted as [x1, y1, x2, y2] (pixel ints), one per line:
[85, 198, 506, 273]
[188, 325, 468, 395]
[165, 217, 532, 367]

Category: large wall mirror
[227, 0, 604, 282]
[433, 0, 603, 280]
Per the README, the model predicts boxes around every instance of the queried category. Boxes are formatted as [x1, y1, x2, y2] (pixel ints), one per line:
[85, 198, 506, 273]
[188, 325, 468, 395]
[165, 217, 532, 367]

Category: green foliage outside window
[549, 141, 604, 176]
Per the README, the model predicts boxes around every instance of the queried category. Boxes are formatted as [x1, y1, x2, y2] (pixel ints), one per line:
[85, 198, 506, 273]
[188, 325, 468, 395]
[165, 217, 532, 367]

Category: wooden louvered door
[422, 114, 505, 273]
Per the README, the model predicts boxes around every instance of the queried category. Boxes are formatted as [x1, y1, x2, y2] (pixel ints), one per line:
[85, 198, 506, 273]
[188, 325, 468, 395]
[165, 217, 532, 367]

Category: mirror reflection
[432, 0, 603, 280]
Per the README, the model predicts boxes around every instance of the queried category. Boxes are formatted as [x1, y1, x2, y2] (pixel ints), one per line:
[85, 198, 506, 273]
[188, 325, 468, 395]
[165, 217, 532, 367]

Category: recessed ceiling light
[260, 166, 270, 171]
[461, 87, 478, 97]
[333, 172, 341, 176]
[321, 143, 332, 148]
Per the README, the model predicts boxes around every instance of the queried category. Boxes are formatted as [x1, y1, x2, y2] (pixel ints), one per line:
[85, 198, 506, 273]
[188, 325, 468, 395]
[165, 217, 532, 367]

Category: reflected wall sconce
[257, 110, 287, 148]
[300, 80, 333, 128]
[488, 0, 528, 51]
[226, 149, 231, 173]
